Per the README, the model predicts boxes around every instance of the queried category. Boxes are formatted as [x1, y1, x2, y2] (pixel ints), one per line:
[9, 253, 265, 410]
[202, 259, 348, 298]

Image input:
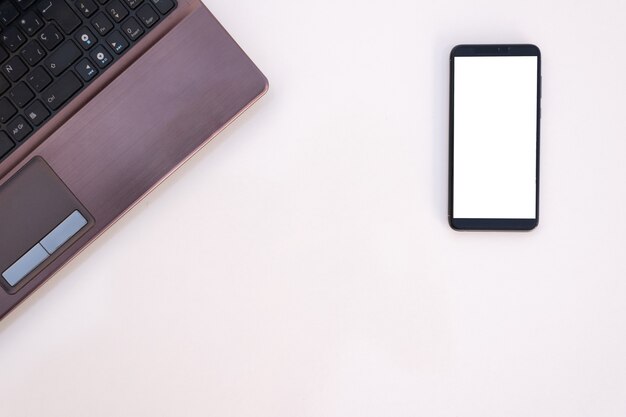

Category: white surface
[2, 0, 626, 416]
[454, 56, 537, 219]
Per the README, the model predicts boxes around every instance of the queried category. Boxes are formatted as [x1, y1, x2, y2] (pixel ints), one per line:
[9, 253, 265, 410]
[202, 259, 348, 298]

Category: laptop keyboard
[0, 0, 177, 162]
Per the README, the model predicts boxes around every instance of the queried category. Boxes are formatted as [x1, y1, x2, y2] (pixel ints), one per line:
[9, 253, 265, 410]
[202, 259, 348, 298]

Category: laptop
[0, 0, 268, 320]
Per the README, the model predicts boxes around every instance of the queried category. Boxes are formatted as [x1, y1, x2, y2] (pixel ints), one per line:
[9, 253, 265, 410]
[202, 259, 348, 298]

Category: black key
[0, 73, 9, 94]
[36, 0, 81, 34]
[0, 98, 17, 123]
[136, 3, 158, 28]
[17, 11, 44, 36]
[91, 11, 113, 35]
[106, 30, 128, 54]
[122, 0, 142, 9]
[2, 56, 28, 82]
[20, 41, 47, 66]
[15, 0, 37, 10]
[105, 0, 128, 23]
[0, 2, 19, 26]
[0, 46, 7, 63]
[44, 40, 81, 76]
[0, 131, 14, 159]
[6, 115, 32, 142]
[1, 26, 27, 52]
[38, 24, 64, 50]
[9, 82, 34, 107]
[120, 17, 143, 41]
[75, 26, 96, 49]
[26, 66, 52, 91]
[75, 58, 97, 81]
[89, 45, 112, 68]
[42, 70, 81, 110]
[149, 0, 173, 14]
[24, 100, 50, 126]
[75, 0, 97, 17]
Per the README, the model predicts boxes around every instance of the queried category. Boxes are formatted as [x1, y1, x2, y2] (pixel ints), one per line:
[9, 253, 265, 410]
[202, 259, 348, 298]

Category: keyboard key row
[0, 13, 157, 91]
[1, 0, 170, 60]
[0, 0, 178, 161]
[1, 22, 63, 61]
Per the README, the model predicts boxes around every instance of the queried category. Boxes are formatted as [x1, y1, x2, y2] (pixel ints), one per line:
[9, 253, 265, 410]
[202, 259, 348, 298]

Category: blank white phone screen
[453, 56, 538, 219]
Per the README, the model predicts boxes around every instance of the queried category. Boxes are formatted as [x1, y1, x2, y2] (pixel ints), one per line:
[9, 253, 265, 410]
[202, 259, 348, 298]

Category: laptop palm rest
[0, 157, 94, 294]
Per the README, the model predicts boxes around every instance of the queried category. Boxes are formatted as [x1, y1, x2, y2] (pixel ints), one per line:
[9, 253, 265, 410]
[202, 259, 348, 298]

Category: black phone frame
[448, 44, 541, 231]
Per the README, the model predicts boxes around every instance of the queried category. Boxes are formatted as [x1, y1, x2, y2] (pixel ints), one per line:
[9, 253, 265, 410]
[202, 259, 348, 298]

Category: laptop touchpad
[0, 157, 94, 294]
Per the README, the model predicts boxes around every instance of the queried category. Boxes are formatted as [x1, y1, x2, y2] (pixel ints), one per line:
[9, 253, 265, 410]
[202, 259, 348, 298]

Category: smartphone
[448, 44, 541, 231]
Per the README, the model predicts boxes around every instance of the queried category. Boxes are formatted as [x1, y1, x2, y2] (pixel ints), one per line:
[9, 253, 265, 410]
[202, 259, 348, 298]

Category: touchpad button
[0, 157, 94, 293]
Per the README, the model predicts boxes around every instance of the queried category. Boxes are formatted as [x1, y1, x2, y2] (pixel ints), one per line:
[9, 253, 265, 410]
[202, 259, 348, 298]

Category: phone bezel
[448, 44, 541, 231]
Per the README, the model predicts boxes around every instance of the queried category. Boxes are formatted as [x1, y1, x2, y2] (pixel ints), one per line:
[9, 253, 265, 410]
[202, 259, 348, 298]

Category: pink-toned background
[2, 0, 626, 416]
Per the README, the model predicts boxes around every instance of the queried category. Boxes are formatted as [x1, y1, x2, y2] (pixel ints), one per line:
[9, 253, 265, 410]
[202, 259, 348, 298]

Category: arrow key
[106, 31, 128, 55]
[75, 58, 98, 81]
